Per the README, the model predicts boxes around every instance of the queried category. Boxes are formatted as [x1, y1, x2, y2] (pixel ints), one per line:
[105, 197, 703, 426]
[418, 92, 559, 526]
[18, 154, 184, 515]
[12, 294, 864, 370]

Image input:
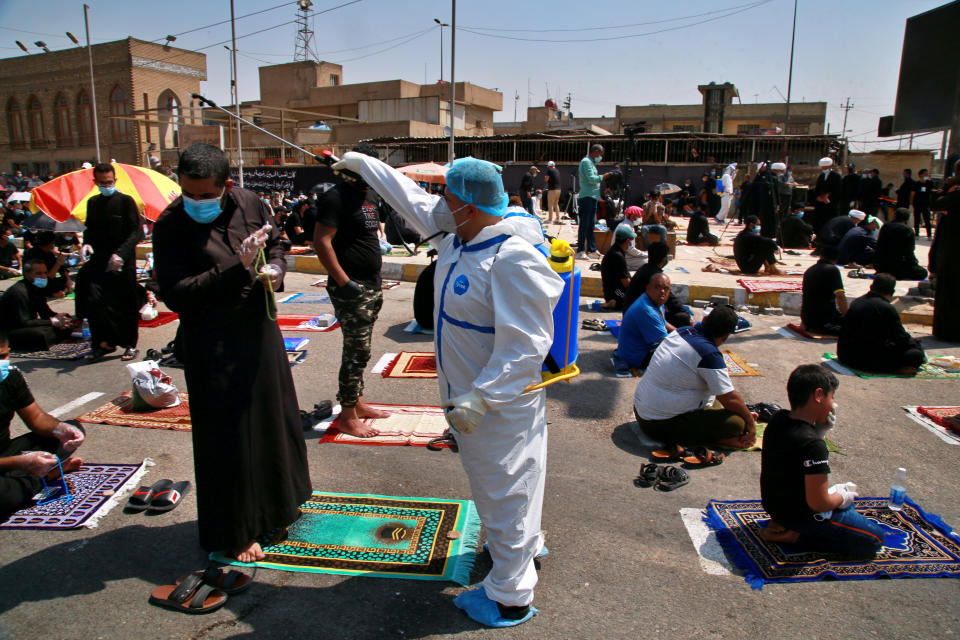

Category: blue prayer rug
[280, 292, 331, 304]
[705, 497, 960, 590]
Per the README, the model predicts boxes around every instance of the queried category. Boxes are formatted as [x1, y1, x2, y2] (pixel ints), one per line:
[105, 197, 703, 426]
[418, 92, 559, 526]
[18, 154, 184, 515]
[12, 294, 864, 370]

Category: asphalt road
[1, 271, 958, 640]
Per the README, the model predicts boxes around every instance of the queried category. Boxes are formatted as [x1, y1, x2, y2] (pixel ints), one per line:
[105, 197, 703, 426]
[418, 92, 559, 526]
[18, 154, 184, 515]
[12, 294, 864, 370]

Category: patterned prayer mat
[320, 404, 450, 447]
[76, 392, 192, 431]
[738, 279, 804, 294]
[783, 323, 834, 341]
[11, 341, 91, 360]
[279, 292, 332, 304]
[723, 350, 761, 376]
[902, 407, 960, 445]
[705, 497, 960, 590]
[277, 314, 339, 332]
[138, 312, 178, 328]
[382, 352, 437, 379]
[312, 276, 400, 290]
[822, 353, 960, 379]
[288, 350, 307, 366]
[704, 256, 803, 277]
[211, 492, 480, 584]
[0, 461, 149, 530]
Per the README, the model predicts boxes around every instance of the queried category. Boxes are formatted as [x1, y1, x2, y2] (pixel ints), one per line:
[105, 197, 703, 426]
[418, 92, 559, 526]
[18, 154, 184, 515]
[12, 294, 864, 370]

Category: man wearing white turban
[811, 157, 843, 236]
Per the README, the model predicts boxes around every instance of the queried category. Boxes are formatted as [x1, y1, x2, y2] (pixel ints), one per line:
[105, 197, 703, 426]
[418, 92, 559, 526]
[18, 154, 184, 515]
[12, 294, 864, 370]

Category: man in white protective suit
[333, 152, 564, 628]
[717, 162, 736, 223]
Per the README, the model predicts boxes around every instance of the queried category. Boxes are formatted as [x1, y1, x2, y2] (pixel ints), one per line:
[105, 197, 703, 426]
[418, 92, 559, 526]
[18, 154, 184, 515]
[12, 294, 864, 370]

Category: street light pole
[448, 0, 455, 165]
[781, 0, 797, 161]
[433, 18, 448, 84]
[83, 4, 101, 162]
[230, 0, 244, 187]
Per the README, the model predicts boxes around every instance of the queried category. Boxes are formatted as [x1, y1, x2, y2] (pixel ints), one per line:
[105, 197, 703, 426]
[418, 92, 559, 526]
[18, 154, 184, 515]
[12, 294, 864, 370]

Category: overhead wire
[150, 1, 295, 43]
[329, 26, 438, 64]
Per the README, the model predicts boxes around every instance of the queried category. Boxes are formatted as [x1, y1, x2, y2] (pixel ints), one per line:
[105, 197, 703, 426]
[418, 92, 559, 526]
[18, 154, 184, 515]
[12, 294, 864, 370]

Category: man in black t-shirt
[780, 204, 814, 248]
[800, 246, 846, 335]
[519, 166, 539, 216]
[896, 169, 915, 209]
[314, 143, 390, 438]
[0, 332, 85, 516]
[544, 161, 562, 224]
[733, 216, 782, 275]
[599, 224, 635, 310]
[284, 201, 310, 245]
[0, 230, 20, 279]
[686, 202, 718, 246]
[760, 364, 884, 556]
[874, 208, 927, 280]
[911, 169, 933, 239]
[23, 231, 72, 297]
[0, 259, 74, 350]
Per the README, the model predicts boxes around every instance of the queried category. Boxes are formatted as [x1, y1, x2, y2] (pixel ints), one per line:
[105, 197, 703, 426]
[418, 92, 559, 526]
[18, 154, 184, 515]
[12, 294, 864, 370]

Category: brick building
[0, 38, 206, 175]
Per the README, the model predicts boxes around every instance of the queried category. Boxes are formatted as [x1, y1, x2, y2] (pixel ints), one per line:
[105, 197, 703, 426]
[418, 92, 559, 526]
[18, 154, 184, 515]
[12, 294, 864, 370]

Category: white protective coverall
[717, 163, 736, 222]
[346, 154, 564, 606]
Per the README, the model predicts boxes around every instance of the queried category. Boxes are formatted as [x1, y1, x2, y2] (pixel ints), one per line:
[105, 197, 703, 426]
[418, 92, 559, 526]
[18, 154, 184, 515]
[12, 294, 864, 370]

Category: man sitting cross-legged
[633, 305, 757, 452]
[0, 332, 85, 517]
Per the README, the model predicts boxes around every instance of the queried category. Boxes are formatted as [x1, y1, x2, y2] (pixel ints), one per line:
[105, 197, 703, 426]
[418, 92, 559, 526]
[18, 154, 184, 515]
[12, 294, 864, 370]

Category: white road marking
[50, 392, 105, 418]
[680, 507, 738, 577]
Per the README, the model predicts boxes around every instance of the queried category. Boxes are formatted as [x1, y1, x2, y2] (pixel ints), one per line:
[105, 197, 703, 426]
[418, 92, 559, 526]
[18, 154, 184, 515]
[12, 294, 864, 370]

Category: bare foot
[355, 400, 391, 420]
[45, 457, 82, 481]
[337, 406, 380, 438]
[231, 541, 265, 563]
[760, 523, 800, 544]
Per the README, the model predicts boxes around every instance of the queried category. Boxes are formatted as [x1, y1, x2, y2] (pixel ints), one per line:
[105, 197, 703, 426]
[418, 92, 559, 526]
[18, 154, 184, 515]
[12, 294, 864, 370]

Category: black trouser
[913, 207, 932, 238]
[0, 422, 84, 516]
[8, 326, 63, 351]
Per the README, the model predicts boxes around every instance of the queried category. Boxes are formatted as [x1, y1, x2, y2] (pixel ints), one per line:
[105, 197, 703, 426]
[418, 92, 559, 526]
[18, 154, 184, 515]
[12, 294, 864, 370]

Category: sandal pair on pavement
[633, 463, 690, 491]
[149, 567, 253, 615]
[86, 346, 138, 361]
[126, 479, 190, 513]
[651, 445, 725, 467]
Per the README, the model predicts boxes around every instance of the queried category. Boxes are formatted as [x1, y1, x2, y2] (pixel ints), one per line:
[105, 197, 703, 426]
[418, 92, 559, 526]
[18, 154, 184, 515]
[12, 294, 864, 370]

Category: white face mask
[431, 199, 471, 234]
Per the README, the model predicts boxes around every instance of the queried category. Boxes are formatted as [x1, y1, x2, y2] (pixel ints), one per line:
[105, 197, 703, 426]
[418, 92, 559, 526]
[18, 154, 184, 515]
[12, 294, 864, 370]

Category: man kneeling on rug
[633, 305, 756, 455]
[760, 364, 885, 555]
[0, 332, 85, 517]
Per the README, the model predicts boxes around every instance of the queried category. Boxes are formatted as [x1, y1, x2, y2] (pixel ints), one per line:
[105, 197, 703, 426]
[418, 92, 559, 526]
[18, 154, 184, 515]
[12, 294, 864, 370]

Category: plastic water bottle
[887, 467, 907, 511]
[81, 319, 90, 340]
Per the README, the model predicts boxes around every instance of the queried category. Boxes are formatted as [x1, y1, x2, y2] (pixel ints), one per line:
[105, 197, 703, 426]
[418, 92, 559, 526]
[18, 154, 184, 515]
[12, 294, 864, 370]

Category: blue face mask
[32, 277, 48, 288]
[593, 156, 602, 164]
[183, 190, 225, 224]
[98, 186, 116, 196]
[0, 360, 9, 383]
[751, 227, 761, 236]
[795, 211, 804, 218]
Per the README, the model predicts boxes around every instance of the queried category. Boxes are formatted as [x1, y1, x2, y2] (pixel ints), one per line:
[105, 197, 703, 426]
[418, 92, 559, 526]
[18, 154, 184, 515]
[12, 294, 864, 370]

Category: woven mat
[738, 279, 804, 294]
[822, 353, 960, 379]
[902, 407, 960, 445]
[288, 350, 307, 366]
[76, 391, 191, 431]
[781, 323, 835, 341]
[320, 403, 450, 447]
[704, 497, 960, 590]
[211, 491, 480, 584]
[277, 315, 340, 332]
[381, 352, 437, 379]
[0, 461, 149, 530]
[311, 277, 400, 290]
[279, 292, 331, 304]
[704, 256, 803, 277]
[918, 406, 960, 430]
[723, 350, 761, 376]
[11, 341, 91, 360]
[138, 311, 178, 328]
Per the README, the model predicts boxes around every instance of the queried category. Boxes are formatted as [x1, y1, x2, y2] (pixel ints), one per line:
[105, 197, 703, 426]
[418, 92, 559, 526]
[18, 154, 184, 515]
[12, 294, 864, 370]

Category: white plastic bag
[126, 360, 180, 409]
[139, 303, 158, 322]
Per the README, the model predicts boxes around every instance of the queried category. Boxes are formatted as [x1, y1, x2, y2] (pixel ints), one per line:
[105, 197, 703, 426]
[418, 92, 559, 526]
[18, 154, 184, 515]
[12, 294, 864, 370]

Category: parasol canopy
[28, 163, 181, 222]
[21, 211, 86, 232]
[398, 162, 448, 185]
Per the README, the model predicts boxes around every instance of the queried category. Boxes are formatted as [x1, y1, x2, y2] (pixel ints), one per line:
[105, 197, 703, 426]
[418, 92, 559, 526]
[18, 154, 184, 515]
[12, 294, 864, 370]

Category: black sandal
[121, 348, 139, 361]
[654, 465, 690, 491]
[149, 573, 227, 615]
[86, 345, 116, 362]
[633, 463, 660, 488]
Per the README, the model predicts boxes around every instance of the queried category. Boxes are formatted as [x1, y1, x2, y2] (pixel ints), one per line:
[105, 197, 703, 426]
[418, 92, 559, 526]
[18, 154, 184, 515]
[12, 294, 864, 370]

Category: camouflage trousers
[328, 281, 383, 407]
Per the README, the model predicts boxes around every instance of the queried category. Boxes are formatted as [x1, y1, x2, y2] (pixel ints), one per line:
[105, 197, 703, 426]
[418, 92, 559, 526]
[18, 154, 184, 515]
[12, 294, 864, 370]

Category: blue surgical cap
[445, 157, 508, 217]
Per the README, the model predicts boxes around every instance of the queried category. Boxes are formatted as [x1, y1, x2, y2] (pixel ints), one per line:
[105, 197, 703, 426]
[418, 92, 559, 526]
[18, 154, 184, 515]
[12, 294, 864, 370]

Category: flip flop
[176, 566, 254, 595]
[651, 445, 689, 461]
[633, 463, 660, 488]
[149, 573, 227, 615]
[126, 479, 172, 512]
[682, 447, 725, 467]
[147, 480, 191, 513]
[654, 465, 690, 491]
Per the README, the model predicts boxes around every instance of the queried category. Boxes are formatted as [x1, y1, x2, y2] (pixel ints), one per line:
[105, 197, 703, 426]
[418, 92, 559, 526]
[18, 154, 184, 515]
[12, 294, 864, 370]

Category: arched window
[109, 85, 131, 143]
[7, 98, 26, 150]
[157, 90, 180, 150]
[77, 90, 94, 146]
[54, 93, 72, 146]
[27, 96, 45, 149]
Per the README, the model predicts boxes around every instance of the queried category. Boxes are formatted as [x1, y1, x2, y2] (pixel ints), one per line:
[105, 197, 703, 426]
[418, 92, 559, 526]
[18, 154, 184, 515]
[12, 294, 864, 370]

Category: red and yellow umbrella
[28, 163, 181, 222]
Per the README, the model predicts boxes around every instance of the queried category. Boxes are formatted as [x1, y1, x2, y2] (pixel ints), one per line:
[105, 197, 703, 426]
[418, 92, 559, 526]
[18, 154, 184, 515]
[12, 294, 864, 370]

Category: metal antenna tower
[294, 0, 314, 62]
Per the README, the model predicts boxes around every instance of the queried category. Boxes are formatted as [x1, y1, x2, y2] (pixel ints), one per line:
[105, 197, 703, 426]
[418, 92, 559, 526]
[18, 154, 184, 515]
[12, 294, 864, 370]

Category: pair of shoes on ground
[87, 345, 138, 362]
[126, 478, 190, 513]
[149, 566, 253, 614]
[299, 400, 333, 431]
[581, 318, 607, 331]
[651, 445, 725, 467]
[633, 463, 690, 491]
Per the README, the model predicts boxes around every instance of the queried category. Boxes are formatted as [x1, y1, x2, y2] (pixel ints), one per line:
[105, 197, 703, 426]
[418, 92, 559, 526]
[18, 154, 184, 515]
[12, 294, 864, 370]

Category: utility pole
[448, 0, 455, 165]
[83, 4, 101, 162]
[230, 0, 243, 187]
[840, 97, 853, 167]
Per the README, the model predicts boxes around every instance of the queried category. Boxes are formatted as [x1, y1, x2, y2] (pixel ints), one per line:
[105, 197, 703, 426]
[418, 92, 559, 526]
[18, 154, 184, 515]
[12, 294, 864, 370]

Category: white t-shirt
[633, 324, 735, 420]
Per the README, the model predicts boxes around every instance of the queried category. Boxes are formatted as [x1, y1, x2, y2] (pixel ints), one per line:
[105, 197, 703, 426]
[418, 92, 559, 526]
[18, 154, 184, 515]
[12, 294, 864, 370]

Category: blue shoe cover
[482, 542, 549, 559]
[453, 587, 537, 628]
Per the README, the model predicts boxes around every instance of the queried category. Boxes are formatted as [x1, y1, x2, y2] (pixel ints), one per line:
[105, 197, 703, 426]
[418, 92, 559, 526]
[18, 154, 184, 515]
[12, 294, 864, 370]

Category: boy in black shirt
[760, 364, 884, 556]
[314, 144, 390, 437]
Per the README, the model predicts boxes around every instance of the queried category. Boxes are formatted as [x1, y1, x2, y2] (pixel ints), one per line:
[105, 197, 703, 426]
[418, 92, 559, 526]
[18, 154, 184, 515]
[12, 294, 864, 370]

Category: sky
[0, 0, 950, 154]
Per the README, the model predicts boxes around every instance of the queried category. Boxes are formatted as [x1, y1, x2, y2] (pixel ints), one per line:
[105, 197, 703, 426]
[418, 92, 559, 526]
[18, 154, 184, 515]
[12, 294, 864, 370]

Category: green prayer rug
[211, 492, 480, 584]
[743, 422, 841, 454]
[822, 353, 960, 379]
